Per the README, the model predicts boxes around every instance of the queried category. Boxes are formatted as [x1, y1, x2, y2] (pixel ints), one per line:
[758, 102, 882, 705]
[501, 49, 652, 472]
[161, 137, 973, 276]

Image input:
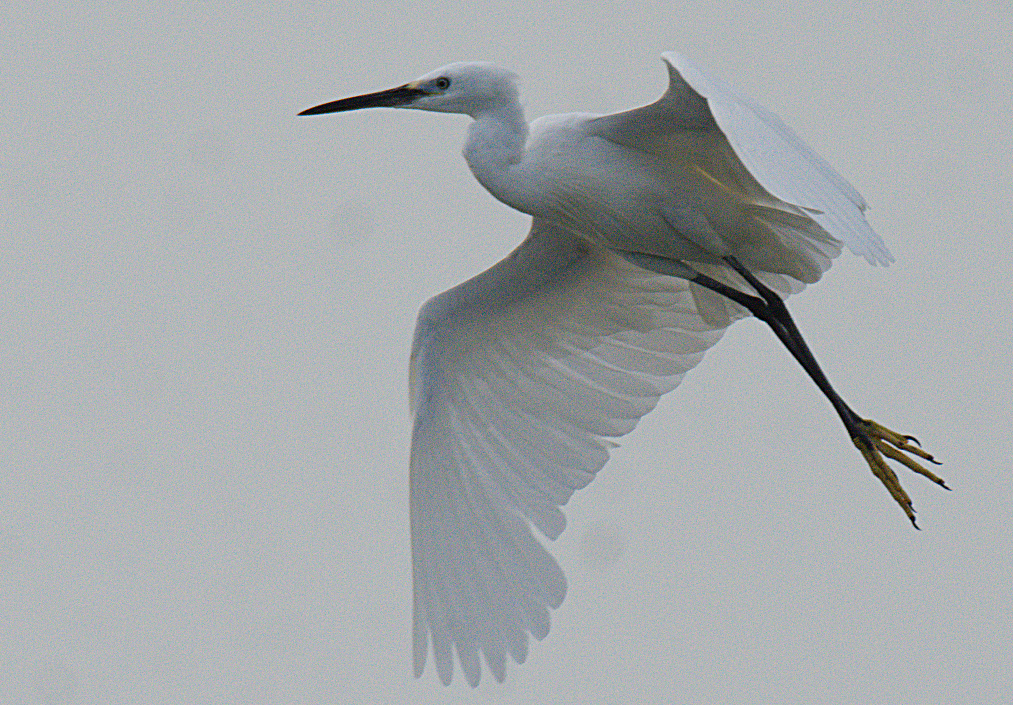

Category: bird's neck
[463, 104, 538, 214]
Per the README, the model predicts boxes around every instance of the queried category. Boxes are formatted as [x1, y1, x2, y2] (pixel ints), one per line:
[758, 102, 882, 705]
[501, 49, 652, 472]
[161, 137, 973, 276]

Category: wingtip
[659, 51, 691, 73]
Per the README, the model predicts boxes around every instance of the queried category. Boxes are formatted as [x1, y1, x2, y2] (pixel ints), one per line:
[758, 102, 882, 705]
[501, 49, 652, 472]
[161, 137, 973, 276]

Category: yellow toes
[853, 419, 947, 528]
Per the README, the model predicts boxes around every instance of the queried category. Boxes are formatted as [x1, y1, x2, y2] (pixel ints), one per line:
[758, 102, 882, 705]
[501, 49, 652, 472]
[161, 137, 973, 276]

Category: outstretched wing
[409, 220, 727, 686]
[589, 51, 892, 268]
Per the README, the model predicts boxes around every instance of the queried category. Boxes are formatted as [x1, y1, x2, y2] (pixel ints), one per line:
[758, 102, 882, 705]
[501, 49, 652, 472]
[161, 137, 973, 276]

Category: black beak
[298, 84, 425, 116]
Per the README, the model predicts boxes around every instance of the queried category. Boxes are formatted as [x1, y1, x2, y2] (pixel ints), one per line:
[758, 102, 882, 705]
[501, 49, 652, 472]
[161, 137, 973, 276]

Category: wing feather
[589, 52, 892, 267]
[409, 220, 727, 685]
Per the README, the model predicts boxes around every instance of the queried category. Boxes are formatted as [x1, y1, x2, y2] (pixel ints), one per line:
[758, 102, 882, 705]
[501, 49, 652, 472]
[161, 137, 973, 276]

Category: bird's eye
[434, 77, 451, 90]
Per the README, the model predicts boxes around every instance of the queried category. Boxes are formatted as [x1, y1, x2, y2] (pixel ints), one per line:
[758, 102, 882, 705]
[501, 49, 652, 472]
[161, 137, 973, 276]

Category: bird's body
[300, 52, 946, 687]
[461, 73, 843, 285]
[484, 112, 738, 265]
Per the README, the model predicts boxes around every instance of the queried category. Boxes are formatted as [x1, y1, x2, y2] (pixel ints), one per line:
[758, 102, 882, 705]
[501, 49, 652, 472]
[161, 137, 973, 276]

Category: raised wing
[409, 220, 727, 686]
[589, 52, 892, 267]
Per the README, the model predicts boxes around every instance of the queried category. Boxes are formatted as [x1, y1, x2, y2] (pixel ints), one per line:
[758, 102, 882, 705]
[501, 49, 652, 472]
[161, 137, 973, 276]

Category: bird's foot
[852, 419, 948, 528]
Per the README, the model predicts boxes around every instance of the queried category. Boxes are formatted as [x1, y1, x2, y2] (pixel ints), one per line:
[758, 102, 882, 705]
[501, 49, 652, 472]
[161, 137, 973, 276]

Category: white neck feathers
[462, 103, 537, 213]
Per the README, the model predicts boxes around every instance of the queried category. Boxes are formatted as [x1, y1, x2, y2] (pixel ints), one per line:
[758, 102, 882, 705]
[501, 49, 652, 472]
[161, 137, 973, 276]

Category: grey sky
[3, 1, 1011, 703]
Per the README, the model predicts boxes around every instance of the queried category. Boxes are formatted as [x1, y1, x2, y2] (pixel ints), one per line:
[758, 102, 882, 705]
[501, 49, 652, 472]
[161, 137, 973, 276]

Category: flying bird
[299, 52, 947, 687]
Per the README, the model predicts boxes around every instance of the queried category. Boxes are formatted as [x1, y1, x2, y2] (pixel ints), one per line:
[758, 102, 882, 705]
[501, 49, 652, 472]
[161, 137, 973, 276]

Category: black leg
[713, 258, 863, 435]
[687, 256, 947, 527]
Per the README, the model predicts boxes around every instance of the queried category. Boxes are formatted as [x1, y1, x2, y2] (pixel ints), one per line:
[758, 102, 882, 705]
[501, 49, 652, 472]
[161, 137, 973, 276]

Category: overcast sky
[4, 1, 1012, 703]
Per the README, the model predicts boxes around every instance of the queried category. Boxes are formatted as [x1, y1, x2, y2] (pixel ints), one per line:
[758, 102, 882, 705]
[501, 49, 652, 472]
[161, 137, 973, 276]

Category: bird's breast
[518, 128, 743, 264]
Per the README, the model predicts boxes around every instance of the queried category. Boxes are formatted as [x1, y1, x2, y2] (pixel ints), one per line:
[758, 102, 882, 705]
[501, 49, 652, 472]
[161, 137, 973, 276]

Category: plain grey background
[3, 1, 1011, 703]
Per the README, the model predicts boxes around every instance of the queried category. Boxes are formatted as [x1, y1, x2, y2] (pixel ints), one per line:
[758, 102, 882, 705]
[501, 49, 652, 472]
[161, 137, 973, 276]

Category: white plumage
[299, 51, 945, 687]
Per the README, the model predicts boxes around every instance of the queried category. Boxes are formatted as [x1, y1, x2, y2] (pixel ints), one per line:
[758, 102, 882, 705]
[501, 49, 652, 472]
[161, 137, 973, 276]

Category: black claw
[904, 434, 922, 446]
[908, 510, 920, 529]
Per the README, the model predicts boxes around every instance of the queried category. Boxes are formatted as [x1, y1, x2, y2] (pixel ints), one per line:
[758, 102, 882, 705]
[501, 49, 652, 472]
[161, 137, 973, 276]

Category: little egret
[300, 52, 947, 687]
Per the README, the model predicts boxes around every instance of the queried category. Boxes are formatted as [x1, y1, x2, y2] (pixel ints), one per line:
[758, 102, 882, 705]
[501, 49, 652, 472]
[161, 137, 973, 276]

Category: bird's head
[299, 62, 519, 119]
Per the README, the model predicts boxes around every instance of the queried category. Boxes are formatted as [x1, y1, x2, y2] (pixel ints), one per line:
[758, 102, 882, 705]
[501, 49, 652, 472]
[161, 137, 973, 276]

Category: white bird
[300, 52, 947, 687]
